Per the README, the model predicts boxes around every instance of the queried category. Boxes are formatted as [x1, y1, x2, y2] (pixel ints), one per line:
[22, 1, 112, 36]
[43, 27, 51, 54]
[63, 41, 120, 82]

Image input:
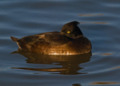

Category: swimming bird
[11, 21, 91, 55]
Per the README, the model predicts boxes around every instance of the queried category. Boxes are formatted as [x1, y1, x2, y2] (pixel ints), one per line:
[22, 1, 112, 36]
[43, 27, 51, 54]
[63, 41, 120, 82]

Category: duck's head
[61, 21, 83, 39]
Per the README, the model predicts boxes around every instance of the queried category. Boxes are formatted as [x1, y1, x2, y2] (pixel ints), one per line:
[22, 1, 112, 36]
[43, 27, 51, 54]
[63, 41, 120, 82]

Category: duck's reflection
[13, 50, 91, 75]
[72, 83, 81, 86]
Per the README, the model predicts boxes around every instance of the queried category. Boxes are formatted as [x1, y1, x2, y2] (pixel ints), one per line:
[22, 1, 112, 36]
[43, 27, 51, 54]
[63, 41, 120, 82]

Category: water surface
[0, 0, 120, 86]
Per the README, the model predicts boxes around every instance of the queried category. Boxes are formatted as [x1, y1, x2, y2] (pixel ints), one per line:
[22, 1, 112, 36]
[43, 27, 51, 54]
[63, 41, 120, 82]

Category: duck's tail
[10, 36, 29, 50]
[10, 36, 19, 42]
[10, 36, 22, 49]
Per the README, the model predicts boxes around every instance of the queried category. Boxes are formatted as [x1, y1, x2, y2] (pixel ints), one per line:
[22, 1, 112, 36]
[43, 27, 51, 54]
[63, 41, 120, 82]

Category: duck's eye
[67, 31, 71, 34]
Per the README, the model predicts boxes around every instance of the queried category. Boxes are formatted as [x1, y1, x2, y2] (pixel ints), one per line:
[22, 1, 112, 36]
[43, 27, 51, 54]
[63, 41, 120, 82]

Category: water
[0, 0, 120, 86]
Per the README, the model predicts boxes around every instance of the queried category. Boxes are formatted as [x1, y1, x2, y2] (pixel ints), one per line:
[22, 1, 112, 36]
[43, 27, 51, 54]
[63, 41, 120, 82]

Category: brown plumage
[11, 21, 92, 55]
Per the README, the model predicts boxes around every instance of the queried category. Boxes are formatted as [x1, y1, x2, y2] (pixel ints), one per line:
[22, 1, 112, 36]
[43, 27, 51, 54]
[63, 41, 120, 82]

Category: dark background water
[0, 0, 120, 86]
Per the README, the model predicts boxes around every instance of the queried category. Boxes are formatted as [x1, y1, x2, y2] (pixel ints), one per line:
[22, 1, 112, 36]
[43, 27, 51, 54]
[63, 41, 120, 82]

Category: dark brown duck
[11, 21, 92, 55]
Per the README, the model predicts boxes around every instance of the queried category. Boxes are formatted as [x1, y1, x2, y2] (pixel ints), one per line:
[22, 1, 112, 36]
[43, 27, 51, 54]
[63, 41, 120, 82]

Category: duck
[11, 21, 92, 55]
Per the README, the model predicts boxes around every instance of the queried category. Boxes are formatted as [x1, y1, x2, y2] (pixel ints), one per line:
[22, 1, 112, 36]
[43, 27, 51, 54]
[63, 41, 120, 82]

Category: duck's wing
[42, 32, 72, 45]
[11, 32, 71, 50]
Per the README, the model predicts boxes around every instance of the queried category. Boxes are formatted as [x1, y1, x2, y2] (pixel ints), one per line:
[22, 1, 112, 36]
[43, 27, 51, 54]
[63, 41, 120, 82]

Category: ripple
[79, 13, 104, 17]
[90, 81, 120, 85]
[81, 21, 108, 25]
